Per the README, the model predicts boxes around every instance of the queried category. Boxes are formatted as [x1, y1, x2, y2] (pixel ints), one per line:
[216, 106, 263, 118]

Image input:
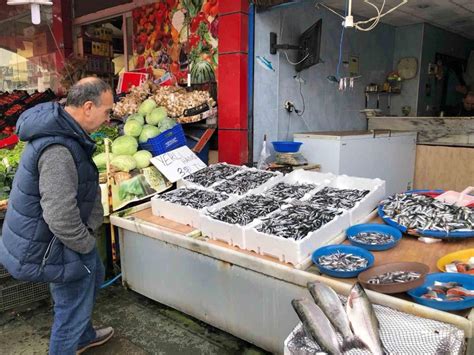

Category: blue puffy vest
[0, 102, 99, 283]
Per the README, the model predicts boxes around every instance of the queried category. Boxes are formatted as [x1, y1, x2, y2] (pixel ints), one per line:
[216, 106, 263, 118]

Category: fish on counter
[368, 271, 421, 285]
[291, 298, 342, 355]
[183, 163, 242, 187]
[309, 187, 370, 210]
[318, 251, 369, 272]
[264, 182, 317, 201]
[158, 188, 228, 209]
[346, 282, 385, 355]
[213, 170, 277, 195]
[307, 282, 365, 351]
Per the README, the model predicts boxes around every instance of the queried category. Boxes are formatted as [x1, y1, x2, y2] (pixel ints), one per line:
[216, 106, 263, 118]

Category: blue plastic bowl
[312, 245, 374, 278]
[271, 141, 303, 153]
[407, 272, 474, 311]
[346, 224, 402, 251]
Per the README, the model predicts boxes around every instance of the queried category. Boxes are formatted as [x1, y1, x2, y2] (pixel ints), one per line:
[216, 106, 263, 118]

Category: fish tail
[341, 336, 368, 352]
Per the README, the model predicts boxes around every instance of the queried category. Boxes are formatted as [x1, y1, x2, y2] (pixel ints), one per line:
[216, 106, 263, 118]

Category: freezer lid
[294, 130, 417, 141]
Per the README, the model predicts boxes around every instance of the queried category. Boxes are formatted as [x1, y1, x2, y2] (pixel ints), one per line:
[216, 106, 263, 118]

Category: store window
[0, 1, 61, 93]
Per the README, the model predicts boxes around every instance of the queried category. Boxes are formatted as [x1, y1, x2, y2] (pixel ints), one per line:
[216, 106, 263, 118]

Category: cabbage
[138, 99, 157, 116]
[111, 136, 138, 155]
[133, 150, 153, 169]
[93, 152, 114, 169]
[157, 117, 176, 133]
[146, 107, 168, 126]
[124, 119, 143, 137]
[111, 155, 137, 172]
[138, 125, 161, 143]
[127, 113, 145, 125]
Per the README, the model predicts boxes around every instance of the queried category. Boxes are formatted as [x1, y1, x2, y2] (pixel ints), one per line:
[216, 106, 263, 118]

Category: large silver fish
[291, 298, 342, 355]
[346, 282, 385, 355]
[307, 281, 366, 351]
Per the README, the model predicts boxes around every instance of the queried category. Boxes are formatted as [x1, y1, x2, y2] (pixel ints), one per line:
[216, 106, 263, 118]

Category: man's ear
[83, 101, 94, 115]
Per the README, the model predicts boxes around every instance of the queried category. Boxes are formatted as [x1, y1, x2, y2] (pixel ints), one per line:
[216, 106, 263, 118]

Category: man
[0, 77, 114, 354]
[457, 91, 474, 116]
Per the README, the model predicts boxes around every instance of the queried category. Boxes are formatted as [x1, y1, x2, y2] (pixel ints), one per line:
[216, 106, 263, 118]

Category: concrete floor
[0, 284, 269, 355]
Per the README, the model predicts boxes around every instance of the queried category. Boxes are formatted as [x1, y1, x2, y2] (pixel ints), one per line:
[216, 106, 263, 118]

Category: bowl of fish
[312, 245, 374, 278]
[437, 249, 474, 274]
[407, 272, 474, 311]
[346, 224, 402, 251]
[358, 262, 429, 294]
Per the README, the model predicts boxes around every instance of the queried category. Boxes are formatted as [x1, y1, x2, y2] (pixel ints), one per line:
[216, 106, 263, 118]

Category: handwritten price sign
[150, 146, 206, 182]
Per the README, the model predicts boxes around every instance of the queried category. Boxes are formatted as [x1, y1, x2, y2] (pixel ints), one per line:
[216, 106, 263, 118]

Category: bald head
[64, 77, 114, 133]
[66, 77, 112, 108]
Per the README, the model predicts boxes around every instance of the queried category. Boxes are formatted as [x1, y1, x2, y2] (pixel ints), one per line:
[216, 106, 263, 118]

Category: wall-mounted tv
[296, 19, 322, 72]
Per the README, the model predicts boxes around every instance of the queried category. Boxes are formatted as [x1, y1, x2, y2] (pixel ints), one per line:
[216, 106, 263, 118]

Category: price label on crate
[151, 146, 206, 183]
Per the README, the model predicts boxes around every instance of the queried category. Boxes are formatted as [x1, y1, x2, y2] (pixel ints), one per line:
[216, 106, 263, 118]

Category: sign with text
[150, 146, 206, 183]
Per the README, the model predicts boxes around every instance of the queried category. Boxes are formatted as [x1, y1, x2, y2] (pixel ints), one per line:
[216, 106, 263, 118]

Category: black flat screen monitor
[296, 19, 322, 72]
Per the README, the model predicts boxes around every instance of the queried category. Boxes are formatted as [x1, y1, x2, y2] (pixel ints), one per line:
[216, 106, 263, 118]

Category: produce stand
[111, 203, 474, 354]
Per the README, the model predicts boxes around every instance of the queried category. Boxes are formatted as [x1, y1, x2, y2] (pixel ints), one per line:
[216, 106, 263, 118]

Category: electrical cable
[284, 51, 310, 66]
[296, 75, 305, 117]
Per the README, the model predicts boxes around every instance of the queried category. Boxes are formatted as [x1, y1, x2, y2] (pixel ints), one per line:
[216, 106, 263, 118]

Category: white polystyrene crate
[327, 175, 385, 225]
[212, 168, 284, 197]
[151, 187, 230, 229]
[199, 196, 246, 248]
[244, 209, 351, 266]
[261, 170, 335, 201]
[177, 163, 246, 189]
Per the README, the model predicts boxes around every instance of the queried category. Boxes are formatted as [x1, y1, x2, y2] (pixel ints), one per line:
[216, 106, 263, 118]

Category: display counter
[111, 203, 474, 354]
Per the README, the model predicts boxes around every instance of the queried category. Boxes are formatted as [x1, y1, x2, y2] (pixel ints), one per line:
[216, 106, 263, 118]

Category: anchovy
[381, 193, 474, 233]
[184, 163, 242, 187]
[291, 298, 342, 355]
[257, 203, 342, 240]
[351, 232, 395, 245]
[307, 282, 366, 352]
[159, 188, 228, 209]
[318, 251, 368, 272]
[207, 194, 282, 226]
[214, 170, 278, 195]
[265, 182, 317, 201]
[346, 282, 384, 355]
[309, 187, 370, 210]
[368, 271, 421, 284]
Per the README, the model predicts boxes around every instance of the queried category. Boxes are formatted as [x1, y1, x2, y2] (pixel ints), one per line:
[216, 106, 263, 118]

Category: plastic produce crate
[0, 279, 49, 312]
[139, 124, 186, 156]
[0, 265, 10, 280]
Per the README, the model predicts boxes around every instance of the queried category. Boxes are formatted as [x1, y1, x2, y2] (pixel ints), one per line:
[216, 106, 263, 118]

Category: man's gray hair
[66, 77, 112, 107]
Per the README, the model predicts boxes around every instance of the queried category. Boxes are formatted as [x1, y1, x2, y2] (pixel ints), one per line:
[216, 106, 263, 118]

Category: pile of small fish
[422, 281, 474, 302]
[184, 164, 242, 187]
[351, 231, 395, 245]
[381, 193, 474, 233]
[264, 182, 317, 200]
[256, 203, 341, 240]
[445, 257, 474, 274]
[368, 271, 421, 284]
[214, 170, 277, 195]
[318, 251, 369, 272]
[207, 195, 282, 226]
[292, 282, 384, 354]
[309, 187, 370, 210]
[159, 188, 228, 209]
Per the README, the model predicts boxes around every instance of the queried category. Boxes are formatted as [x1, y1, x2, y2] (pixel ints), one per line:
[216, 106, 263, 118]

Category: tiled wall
[253, 3, 395, 161]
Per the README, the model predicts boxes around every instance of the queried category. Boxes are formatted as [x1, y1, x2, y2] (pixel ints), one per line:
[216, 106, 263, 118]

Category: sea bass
[291, 298, 342, 355]
[307, 281, 366, 351]
[346, 282, 384, 355]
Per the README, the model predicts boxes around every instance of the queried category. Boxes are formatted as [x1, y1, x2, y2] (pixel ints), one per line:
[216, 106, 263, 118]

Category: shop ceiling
[321, 0, 474, 40]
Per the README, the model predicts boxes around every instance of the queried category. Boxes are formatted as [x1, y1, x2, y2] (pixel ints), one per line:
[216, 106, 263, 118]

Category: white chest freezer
[293, 130, 417, 196]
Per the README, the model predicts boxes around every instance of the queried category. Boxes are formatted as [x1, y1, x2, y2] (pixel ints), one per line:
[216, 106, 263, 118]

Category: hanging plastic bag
[257, 134, 271, 170]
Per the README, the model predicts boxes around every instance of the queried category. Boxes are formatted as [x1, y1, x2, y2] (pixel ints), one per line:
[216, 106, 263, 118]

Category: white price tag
[150, 146, 206, 183]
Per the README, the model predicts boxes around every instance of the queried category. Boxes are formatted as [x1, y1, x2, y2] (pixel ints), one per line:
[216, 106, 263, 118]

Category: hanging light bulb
[7, 0, 53, 26]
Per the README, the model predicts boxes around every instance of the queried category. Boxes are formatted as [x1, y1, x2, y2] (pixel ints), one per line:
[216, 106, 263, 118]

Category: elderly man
[0, 77, 114, 354]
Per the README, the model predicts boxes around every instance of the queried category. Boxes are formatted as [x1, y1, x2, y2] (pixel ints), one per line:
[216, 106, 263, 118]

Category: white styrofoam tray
[303, 174, 386, 225]
[177, 163, 246, 189]
[199, 196, 247, 249]
[261, 170, 334, 202]
[211, 168, 284, 197]
[244, 206, 351, 266]
[151, 188, 230, 229]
